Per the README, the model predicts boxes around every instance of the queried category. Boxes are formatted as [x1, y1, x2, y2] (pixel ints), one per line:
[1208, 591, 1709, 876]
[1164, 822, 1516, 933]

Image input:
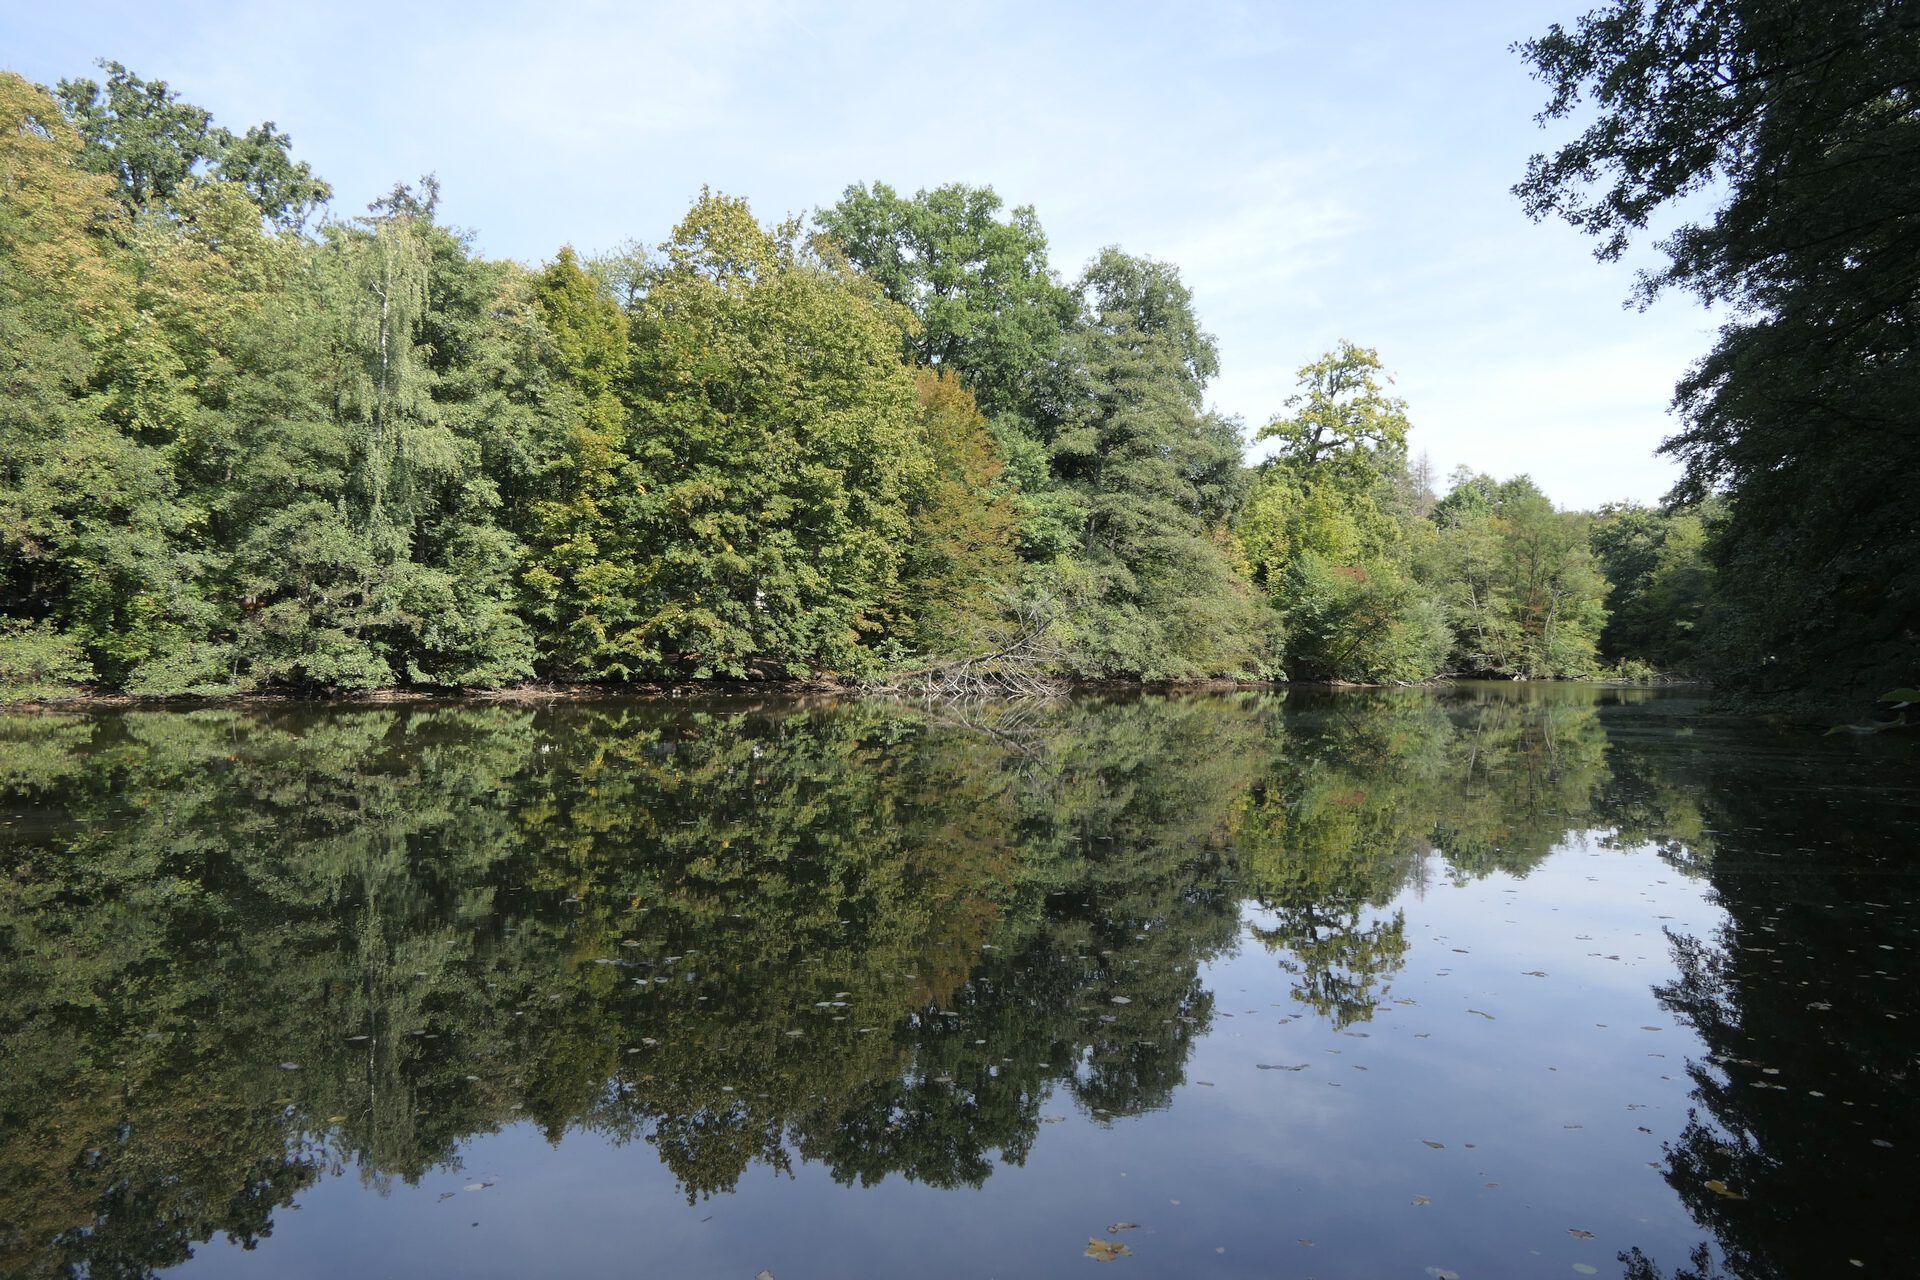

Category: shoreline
[0, 673, 1701, 713]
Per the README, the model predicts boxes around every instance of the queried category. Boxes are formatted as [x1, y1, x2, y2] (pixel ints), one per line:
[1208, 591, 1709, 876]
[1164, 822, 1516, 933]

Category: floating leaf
[755, 1271, 775, 1280]
[1107, 1222, 1140, 1233]
[327, 1114, 346, 1124]
[1425, 1269, 1460, 1280]
[1412, 1194, 1432, 1206]
[1568, 1228, 1595, 1239]
[1257, 1063, 1309, 1071]
[1085, 1238, 1133, 1262]
[1704, 1179, 1746, 1200]
[1422, 1140, 1445, 1149]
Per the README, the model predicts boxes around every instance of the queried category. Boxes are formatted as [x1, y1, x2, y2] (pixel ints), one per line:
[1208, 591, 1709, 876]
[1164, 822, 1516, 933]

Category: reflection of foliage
[1638, 728, 1919, 1280]
[1234, 684, 1628, 1024]
[0, 694, 1265, 1275]
[1619, 1242, 1728, 1280]
[0, 685, 1732, 1277]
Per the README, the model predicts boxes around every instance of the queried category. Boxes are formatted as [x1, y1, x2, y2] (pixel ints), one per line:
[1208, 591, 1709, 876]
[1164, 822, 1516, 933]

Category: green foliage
[0, 620, 94, 701]
[1591, 500, 1719, 668]
[1042, 250, 1275, 678]
[1428, 472, 1609, 678]
[899, 370, 1021, 657]
[55, 59, 329, 227]
[619, 192, 930, 677]
[4, 56, 1715, 697]
[816, 181, 1076, 425]
[1282, 553, 1451, 683]
[516, 246, 640, 676]
[1241, 345, 1443, 682]
[1517, 0, 1920, 702]
[1256, 339, 1410, 477]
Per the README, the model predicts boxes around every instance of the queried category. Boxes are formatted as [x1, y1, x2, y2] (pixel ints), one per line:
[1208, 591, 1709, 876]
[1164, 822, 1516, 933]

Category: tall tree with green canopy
[619, 192, 931, 678]
[513, 245, 641, 677]
[213, 180, 533, 691]
[1241, 343, 1447, 682]
[897, 369, 1021, 658]
[1043, 248, 1274, 678]
[0, 71, 209, 697]
[56, 59, 330, 227]
[815, 181, 1076, 425]
[1257, 339, 1412, 476]
[1515, 0, 1920, 701]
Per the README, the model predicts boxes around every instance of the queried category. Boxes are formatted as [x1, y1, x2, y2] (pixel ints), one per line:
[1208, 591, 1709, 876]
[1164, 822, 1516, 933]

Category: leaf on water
[1107, 1222, 1140, 1233]
[1704, 1179, 1746, 1200]
[279, 1062, 301, 1070]
[1110, 996, 1132, 1005]
[1085, 1238, 1133, 1262]
[1568, 1228, 1595, 1239]
[1467, 1010, 1495, 1020]
[327, 1114, 346, 1123]
[1522, 970, 1548, 977]
[1298, 1238, 1315, 1247]
[756, 1271, 775, 1280]
[1257, 1063, 1309, 1071]
[464, 1182, 488, 1192]
[1574, 1266, 1600, 1276]
[1422, 1140, 1445, 1148]
[1412, 1194, 1432, 1206]
[1425, 1269, 1460, 1280]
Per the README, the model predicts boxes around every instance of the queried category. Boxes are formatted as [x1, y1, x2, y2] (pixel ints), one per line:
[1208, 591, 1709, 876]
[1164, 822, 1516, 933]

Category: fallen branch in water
[868, 598, 1067, 699]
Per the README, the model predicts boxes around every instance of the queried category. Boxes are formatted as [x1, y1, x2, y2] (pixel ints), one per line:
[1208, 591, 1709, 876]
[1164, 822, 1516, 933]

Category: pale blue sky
[4, 0, 1716, 508]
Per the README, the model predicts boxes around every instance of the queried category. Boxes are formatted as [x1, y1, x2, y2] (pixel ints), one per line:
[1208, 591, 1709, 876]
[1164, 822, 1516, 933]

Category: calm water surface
[2, 685, 1914, 1279]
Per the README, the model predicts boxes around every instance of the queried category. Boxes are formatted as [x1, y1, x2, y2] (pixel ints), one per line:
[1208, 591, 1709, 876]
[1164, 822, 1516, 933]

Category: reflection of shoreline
[0, 673, 1692, 713]
[7, 685, 1898, 1280]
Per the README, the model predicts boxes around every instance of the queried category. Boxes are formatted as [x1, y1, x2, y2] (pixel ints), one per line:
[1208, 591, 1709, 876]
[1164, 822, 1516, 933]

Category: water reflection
[0, 686, 1912, 1279]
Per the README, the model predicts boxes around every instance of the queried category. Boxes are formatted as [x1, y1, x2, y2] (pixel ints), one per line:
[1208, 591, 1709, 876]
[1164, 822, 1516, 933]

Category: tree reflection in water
[0, 686, 1910, 1279]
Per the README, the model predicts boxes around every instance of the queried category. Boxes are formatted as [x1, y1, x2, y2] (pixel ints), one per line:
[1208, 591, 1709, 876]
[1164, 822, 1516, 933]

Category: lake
[2, 684, 1914, 1279]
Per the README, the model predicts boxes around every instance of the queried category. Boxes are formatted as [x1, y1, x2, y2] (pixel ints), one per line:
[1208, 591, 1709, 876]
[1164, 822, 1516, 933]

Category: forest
[2, 9, 1911, 704]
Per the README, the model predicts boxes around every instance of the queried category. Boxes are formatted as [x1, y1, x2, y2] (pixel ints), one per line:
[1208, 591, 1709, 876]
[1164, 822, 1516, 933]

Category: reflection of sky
[174, 838, 1732, 1280]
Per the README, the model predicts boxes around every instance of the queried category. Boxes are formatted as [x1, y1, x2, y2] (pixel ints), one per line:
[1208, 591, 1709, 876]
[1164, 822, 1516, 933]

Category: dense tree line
[1, 61, 1742, 699]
